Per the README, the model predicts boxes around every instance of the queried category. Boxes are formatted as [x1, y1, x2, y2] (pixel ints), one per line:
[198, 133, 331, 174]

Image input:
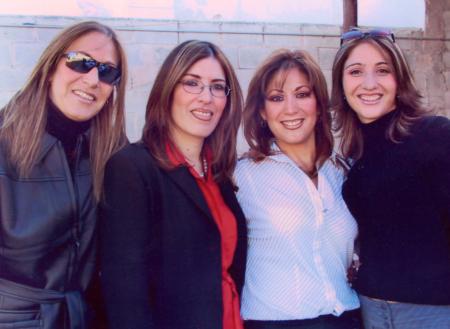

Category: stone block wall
[441, 0, 450, 114]
[0, 8, 448, 152]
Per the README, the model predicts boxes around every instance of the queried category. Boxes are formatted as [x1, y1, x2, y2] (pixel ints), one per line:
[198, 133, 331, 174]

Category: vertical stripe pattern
[234, 151, 359, 320]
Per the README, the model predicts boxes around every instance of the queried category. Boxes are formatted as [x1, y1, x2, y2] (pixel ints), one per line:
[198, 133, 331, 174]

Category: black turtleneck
[342, 110, 450, 305]
[46, 101, 91, 173]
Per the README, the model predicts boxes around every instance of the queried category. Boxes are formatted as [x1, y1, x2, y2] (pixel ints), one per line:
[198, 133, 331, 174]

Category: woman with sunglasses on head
[99, 40, 246, 329]
[0, 21, 127, 329]
[331, 28, 450, 328]
[234, 49, 361, 329]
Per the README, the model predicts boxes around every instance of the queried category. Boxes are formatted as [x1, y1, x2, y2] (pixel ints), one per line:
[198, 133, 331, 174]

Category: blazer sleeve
[99, 147, 155, 329]
[220, 180, 247, 296]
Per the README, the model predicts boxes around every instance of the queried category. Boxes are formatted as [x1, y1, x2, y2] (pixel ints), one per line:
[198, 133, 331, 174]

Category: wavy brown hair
[142, 40, 243, 182]
[0, 21, 128, 200]
[331, 33, 428, 160]
[243, 49, 333, 167]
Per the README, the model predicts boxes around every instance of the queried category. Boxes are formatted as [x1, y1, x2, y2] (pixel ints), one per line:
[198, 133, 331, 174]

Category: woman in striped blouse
[234, 49, 361, 329]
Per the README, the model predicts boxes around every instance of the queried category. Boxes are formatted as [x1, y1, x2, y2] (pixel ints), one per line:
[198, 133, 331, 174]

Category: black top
[46, 101, 91, 173]
[99, 143, 247, 329]
[343, 110, 450, 305]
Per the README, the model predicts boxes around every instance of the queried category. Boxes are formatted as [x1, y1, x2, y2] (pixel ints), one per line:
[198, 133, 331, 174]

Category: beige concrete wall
[0, 6, 448, 152]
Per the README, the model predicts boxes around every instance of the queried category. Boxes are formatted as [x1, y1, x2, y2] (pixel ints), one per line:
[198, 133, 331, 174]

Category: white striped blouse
[234, 151, 359, 320]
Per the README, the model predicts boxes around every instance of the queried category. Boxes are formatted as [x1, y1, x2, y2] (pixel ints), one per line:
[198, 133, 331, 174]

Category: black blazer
[99, 143, 247, 329]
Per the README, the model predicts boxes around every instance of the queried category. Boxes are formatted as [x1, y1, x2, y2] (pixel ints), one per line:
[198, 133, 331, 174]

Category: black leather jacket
[0, 131, 97, 329]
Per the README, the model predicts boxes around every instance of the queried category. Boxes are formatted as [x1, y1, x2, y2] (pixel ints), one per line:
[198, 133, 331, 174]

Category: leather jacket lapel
[36, 132, 58, 164]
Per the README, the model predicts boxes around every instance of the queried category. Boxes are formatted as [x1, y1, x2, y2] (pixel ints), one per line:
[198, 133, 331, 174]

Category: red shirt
[167, 144, 243, 329]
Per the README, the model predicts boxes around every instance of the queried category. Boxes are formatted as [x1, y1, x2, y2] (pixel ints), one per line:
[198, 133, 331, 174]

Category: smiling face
[342, 41, 397, 124]
[49, 31, 118, 122]
[169, 56, 227, 149]
[262, 68, 317, 154]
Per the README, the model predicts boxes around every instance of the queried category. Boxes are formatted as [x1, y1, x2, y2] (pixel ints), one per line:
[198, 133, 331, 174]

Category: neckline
[360, 110, 396, 131]
[46, 100, 91, 141]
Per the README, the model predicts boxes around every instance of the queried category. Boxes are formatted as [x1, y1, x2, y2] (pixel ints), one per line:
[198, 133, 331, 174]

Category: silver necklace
[185, 155, 208, 178]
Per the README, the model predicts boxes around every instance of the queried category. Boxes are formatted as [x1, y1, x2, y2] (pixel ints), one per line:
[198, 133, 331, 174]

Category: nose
[82, 67, 100, 87]
[197, 85, 213, 103]
[283, 95, 298, 114]
[362, 72, 377, 90]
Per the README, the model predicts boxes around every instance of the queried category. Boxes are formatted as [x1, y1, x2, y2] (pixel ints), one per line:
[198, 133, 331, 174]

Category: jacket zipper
[61, 135, 83, 289]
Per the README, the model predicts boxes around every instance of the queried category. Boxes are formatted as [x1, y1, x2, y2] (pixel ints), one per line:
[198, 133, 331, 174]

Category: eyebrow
[267, 85, 310, 93]
[183, 73, 226, 82]
[294, 85, 310, 91]
[344, 61, 390, 70]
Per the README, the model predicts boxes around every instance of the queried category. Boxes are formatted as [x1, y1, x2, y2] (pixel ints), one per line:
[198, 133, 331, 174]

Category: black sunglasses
[340, 29, 395, 46]
[63, 51, 121, 85]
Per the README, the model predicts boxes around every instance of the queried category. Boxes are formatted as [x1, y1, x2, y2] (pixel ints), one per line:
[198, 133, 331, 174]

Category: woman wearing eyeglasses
[0, 21, 127, 329]
[332, 28, 450, 328]
[234, 49, 361, 329]
[99, 40, 246, 329]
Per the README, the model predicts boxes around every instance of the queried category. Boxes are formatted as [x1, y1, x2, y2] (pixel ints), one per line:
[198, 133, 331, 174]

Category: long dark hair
[331, 34, 428, 160]
[0, 21, 128, 200]
[142, 40, 243, 182]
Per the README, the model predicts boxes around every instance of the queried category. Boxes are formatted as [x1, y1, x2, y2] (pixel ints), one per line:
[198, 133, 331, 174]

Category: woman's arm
[434, 118, 450, 226]
[426, 117, 450, 224]
[99, 147, 155, 329]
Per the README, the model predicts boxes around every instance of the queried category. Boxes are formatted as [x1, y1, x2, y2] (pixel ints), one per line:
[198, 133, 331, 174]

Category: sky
[0, 0, 425, 28]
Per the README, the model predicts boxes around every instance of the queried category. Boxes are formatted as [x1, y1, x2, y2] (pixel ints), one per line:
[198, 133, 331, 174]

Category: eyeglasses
[340, 28, 395, 46]
[179, 79, 230, 98]
[63, 51, 121, 85]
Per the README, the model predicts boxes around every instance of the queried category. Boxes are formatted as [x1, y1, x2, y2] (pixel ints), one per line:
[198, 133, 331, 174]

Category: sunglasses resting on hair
[340, 28, 395, 46]
[63, 51, 121, 85]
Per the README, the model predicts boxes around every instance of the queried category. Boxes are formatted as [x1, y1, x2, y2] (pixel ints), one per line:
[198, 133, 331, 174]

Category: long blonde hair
[0, 21, 128, 200]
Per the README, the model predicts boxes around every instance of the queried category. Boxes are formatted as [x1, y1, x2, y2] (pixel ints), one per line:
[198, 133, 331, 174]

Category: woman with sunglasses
[234, 49, 361, 329]
[99, 40, 246, 329]
[0, 21, 127, 329]
[332, 28, 450, 328]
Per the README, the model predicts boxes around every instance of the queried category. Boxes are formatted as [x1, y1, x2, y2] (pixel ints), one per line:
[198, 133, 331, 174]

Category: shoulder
[329, 153, 351, 173]
[414, 115, 450, 136]
[234, 156, 263, 187]
[235, 156, 254, 171]
[406, 115, 450, 164]
[105, 142, 159, 177]
[109, 142, 149, 161]
[234, 155, 272, 177]
[322, 156, 346, 183]
[108, 142, 154, 167]
[412, 115, 450, 147]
